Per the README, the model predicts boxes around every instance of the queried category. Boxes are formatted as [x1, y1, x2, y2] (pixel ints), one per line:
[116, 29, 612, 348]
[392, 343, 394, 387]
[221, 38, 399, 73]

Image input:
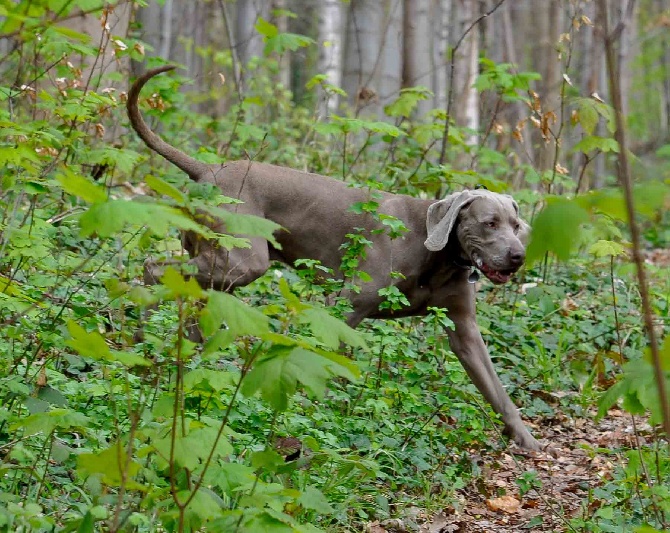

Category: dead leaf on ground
[365, 521, 387, 533]
[486, 495, 521, 514]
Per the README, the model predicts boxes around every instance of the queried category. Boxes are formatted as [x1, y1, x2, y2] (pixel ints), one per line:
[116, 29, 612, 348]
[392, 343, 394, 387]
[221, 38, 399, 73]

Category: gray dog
[127, 66, 540, 451]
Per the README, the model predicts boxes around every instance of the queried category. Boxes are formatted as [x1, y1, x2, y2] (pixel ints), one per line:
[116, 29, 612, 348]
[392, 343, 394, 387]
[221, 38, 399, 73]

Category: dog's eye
[514, 223, 520, 233]
[485, 221, 497, 229]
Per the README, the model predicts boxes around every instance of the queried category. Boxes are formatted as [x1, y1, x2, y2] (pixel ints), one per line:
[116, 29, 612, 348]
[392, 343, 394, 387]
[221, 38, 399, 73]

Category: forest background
[1, 0, 669, 532]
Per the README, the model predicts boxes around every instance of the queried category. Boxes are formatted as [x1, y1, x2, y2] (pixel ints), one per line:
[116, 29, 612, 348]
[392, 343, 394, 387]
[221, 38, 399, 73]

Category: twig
[597, 0, 670, 443]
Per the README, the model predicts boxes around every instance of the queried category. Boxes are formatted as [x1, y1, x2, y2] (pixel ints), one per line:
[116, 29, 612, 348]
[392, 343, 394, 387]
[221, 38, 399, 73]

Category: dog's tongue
[479, 263, 512, 284]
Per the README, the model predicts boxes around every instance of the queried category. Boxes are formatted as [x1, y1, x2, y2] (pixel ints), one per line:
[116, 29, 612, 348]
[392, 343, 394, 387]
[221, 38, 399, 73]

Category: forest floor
[365, 408, 651, 533]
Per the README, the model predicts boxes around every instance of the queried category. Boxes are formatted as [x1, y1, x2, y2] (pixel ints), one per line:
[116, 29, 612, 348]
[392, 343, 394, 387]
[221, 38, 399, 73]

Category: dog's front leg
[445, 316, 540, 451]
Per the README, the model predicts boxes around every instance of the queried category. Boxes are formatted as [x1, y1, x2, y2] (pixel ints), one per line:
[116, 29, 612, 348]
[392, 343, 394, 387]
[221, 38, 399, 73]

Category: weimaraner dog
[127, 66, 540, 451]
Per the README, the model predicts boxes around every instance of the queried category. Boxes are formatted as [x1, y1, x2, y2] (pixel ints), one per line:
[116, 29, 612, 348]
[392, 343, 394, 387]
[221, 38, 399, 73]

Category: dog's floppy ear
[424, 190, 479, 251]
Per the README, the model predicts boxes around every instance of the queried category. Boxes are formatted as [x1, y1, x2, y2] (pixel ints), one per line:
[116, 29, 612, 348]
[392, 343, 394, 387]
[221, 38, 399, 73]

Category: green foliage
[475, 58, 542, 102]
[527, 196, 590, 263]
[0, 6, 669, 532]
[256, 17, 315, 56]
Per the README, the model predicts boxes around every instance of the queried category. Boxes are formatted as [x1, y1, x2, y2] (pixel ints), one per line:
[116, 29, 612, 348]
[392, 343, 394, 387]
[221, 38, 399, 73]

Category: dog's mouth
[473, 257, 518, 284]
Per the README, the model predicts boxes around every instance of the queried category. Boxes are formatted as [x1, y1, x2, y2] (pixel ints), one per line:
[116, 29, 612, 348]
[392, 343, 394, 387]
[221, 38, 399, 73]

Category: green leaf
[251, 449, 285, 471]
[86, 147, 143, 175]
[571, 135, 619, 155]
[184, 369, 237, 393]
[66, 322, 112, 360]
[14, 408, 90, 437]
[655, 144, 670, 159]
[255, 17, 278, 38]
[213, 462, 256, 493]
[241, 346, 358, 411]
[242, 511, 294, 533]
[588, 240, 626, 257]
[145, 174, 187, 205]
[160, 267, 204, 299]
[202, 290, 269, 337]
[647, 335, 670, 373]
[56, 172, 108, 204]
[298, 307, 367, 350]
[201, 205, 282, 248]
[78, 442, 142, 488]
[77, 511, 95, 533]
[79, 199, 213, 239]
[265, 33, 314, 55]
[153, 421, 232, 470]
[384, 86, 432, 118]
[576, 99, 599, 135]
[66, 321, 151, 367]
[297, 486, 334, 514]
[526, 197, 589, 264]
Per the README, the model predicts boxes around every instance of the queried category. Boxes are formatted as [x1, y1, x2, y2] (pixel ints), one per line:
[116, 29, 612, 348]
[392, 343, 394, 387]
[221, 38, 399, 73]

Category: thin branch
[597, 0, 670, 442]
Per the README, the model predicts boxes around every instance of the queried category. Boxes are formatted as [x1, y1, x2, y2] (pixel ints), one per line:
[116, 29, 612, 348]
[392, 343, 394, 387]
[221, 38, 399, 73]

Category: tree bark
[378, 0, 404, 109]
[235, 0, 269, 67]
[272, 0, 291, 88]
[403, 0, 432, 117]
[431, 0, 452, 111]
[318, 0, 345, 115]
[535, 0, 562, 173]
[452, 0, 480, 146]
[343, 0, 383, 116]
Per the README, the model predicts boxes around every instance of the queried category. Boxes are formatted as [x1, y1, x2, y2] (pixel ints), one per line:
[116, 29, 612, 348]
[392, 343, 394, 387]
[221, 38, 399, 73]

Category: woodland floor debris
[392, 408, 649, 533]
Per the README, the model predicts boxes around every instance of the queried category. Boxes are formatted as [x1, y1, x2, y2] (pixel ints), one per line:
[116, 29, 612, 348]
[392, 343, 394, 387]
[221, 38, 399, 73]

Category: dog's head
[424, 190, 529, 284]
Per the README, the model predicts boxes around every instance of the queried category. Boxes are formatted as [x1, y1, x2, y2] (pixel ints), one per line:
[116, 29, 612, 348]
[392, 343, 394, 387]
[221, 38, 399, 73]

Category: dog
[127, 66, 540, 451]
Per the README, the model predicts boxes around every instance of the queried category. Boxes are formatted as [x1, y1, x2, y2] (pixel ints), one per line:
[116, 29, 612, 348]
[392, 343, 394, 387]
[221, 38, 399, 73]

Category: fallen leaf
[486, 495, 521, 514]
[365, 521, 387, 533]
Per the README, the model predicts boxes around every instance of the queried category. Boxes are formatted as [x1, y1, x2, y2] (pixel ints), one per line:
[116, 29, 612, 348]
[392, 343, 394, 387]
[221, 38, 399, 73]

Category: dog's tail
[127, 66, 206, 180]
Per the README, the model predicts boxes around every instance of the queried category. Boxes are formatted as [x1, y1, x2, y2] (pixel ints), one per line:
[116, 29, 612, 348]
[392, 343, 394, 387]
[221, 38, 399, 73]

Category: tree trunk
[272, 0, 291, 88]
[343, 0, 384, 116]
[535, 0, 562, 174]
[452, 0, 480, 146]
[378, 0, 404, 109]
[431, 0, 452, 111]
[235, 0, 269, 67]
[403, 0, 432, 117]
[318, 0, 345, 115]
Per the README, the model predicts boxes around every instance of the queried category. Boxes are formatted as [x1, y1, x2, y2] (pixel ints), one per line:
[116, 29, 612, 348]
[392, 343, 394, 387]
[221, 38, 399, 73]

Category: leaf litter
[363, 408, 651, 533]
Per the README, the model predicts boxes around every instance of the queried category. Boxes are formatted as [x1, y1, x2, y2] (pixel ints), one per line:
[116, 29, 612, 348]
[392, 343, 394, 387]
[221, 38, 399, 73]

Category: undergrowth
[1, 5, 669, 532]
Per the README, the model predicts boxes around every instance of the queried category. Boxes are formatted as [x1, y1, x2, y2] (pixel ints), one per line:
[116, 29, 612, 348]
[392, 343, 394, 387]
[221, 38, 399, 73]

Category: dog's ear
[424, 191, 479, 251]
[517, 219, 531, 247]
[506, 195, 531, 247]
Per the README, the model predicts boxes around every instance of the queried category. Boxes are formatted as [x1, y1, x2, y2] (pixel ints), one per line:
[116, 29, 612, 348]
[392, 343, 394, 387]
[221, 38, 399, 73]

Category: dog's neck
[451, 255, 472, 269]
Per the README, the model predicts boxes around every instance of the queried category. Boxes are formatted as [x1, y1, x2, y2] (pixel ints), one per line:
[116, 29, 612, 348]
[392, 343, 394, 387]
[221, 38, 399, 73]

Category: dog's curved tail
[127, 66, 206, 180]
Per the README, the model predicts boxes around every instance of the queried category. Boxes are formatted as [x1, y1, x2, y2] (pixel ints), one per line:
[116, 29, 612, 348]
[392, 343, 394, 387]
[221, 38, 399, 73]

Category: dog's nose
[509, 250, 525, 267]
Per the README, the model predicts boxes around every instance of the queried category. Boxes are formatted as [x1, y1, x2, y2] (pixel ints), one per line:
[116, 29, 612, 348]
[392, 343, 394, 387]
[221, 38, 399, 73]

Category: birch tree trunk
[235, 0, 269, 67]
[618, 0, 637, 120]
[343, 0, 383, 115]
[318, 0, 345, 115]
[403, 0, 432, 117]
[431, 0, 452, 110]
[378, 0, 404, 109]
[452, 0, 480, 145]
[342, 0, 403, 117]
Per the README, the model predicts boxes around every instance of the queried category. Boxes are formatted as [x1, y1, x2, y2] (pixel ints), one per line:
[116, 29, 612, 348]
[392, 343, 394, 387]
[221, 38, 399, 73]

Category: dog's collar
[452, 256, 480, 283]
[452, 256, 473, 269]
